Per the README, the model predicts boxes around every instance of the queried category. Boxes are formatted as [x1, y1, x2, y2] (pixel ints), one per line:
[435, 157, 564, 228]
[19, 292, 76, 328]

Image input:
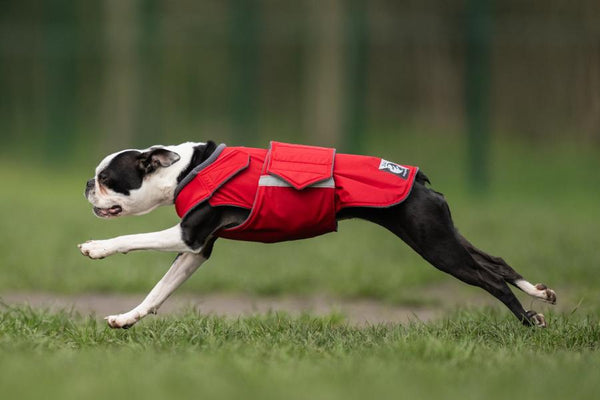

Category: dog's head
[85, 142, 212, 218]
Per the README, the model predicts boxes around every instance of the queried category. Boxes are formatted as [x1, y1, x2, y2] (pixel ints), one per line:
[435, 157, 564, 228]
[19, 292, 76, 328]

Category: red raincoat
[175, 142, 418, 243]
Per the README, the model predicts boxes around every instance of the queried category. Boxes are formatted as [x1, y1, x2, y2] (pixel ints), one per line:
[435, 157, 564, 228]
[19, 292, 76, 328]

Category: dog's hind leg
[407, 233, 543, 326]
[415, 237, 547, 327]
[345, 181, 546, 327]
[457, 235, 557, 305]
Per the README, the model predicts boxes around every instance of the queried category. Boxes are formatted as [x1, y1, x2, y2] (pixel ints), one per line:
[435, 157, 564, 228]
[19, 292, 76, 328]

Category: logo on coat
[379, 159, 410, 179]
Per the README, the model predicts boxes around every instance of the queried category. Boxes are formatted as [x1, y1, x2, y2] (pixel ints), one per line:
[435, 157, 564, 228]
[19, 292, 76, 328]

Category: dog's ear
[137, 148, 181, 173]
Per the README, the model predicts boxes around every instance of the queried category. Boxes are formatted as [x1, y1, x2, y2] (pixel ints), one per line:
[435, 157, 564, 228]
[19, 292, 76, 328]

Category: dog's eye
[98, 173, 109, 184]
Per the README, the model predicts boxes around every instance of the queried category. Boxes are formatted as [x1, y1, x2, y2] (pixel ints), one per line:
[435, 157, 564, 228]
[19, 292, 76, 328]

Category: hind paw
[525, 310, 547, 328]
[535, 283, 557, 305]
[515, 280, 557, 305]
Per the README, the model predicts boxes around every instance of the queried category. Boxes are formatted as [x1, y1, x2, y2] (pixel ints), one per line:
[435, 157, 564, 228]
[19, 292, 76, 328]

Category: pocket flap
[265, 141, 335, 190]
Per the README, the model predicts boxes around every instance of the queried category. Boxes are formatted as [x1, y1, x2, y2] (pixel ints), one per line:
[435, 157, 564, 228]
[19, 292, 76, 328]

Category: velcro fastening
[175, 150, 250, 218]
[265, 141, 335, 190]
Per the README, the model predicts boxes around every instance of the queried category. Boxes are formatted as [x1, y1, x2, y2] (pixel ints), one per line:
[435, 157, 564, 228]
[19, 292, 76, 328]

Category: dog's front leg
[78, 224, 194, 259]
[105, 252, 206, 329]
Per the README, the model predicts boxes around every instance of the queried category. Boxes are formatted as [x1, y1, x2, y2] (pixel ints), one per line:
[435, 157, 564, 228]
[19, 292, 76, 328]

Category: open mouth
[93, 205, 123, 218]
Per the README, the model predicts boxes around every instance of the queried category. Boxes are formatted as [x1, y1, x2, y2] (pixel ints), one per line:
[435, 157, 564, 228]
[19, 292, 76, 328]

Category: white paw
[78, 240, 115, 259]
[105, 312, 142, 329]
[526, 310, 547, 328]
[535, 283, 557, 305]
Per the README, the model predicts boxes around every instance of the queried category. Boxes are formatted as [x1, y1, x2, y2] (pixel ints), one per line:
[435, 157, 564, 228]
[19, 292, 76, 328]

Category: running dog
[79, 141, 556, 328]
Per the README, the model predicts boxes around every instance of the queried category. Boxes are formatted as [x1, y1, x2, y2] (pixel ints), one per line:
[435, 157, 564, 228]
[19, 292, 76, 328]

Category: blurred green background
[1, 2, 600, 399]
[2, 1, 599, 157]
[0, 0, 599, 309]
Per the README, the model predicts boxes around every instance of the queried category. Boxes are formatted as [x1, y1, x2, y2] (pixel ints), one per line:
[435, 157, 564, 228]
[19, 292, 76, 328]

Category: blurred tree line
[0, 0, 599, 161]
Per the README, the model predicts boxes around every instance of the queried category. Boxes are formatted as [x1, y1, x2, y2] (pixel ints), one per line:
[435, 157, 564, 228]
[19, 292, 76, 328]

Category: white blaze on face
[89, 183, 162, 217]
[87, 142, 203, 217]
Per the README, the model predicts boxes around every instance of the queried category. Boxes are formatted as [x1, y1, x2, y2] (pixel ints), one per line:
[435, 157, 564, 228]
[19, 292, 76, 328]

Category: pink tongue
[109, 206, 122, 215]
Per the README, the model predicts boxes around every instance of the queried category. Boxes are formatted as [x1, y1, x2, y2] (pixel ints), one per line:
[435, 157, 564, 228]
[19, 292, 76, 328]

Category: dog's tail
[415, 170, 431, 185]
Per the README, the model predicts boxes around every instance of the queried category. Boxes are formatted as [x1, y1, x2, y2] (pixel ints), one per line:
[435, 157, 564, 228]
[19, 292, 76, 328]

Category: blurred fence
[1, 0, 599, 160]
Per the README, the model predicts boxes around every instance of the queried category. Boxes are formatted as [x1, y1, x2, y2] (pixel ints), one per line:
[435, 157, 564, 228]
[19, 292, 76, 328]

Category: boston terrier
[79, 141, 556, 329]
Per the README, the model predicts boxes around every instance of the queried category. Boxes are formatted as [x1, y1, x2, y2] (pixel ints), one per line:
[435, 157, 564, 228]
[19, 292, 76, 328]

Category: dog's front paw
[78, 240, 115, 259]
[105, 312, 142, 329]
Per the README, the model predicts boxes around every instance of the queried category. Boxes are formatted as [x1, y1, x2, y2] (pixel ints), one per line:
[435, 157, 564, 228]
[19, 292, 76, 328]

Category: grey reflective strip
[259, 175, 335, 188]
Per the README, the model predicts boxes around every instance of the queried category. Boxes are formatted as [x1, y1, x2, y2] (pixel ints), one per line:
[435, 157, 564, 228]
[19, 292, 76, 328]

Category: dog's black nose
[85, 178, 95, 197]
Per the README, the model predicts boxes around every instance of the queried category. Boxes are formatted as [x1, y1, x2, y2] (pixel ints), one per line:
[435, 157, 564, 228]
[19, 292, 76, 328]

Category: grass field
[0, 133, 599, 398]
[1, 306, 599, 400]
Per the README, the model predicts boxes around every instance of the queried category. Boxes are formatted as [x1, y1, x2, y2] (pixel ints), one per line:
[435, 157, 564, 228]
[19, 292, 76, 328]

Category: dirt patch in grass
[1, 282, 566, 326]
[1, 292, 444, 326]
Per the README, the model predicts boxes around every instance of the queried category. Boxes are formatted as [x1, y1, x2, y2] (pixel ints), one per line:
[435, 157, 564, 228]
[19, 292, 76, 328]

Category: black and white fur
[79, 141, 556, 329]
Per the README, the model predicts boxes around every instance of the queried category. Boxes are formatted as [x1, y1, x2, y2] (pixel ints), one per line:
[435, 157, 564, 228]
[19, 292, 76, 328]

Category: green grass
[1, 306, 599, 399]
[0, 133, 598, 307]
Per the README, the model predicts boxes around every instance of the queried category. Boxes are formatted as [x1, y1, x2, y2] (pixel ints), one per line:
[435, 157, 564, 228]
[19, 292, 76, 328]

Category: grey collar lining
[174, 143, 227, 199]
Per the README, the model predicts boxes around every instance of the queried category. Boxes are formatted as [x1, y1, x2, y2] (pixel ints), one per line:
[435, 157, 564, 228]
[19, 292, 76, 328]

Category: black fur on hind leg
[338, 177, 542, 326]
[456, 234, 524, 284]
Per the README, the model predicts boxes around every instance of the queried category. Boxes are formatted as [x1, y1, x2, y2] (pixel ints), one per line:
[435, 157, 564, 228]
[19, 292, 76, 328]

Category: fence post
[43, 0, 77, 162]
[344, 0, 368, 153]
[465, 0, 492, 194]
[138, 0, 161, 145]
[304, 0, 343, 148]
[229, 0, 259, 145]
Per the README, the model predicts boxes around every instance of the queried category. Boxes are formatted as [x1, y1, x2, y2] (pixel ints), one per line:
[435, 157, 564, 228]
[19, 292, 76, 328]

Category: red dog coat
[175, 142, 418, 243]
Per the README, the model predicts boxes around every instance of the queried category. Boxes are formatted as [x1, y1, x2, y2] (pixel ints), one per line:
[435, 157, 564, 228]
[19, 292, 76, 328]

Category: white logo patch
[379, 159, 410, 179]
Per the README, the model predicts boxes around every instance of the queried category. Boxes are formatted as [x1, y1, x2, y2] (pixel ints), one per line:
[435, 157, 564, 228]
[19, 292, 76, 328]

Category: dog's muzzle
[93, 205, 123, 218]
[85, 179, 95, 198]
